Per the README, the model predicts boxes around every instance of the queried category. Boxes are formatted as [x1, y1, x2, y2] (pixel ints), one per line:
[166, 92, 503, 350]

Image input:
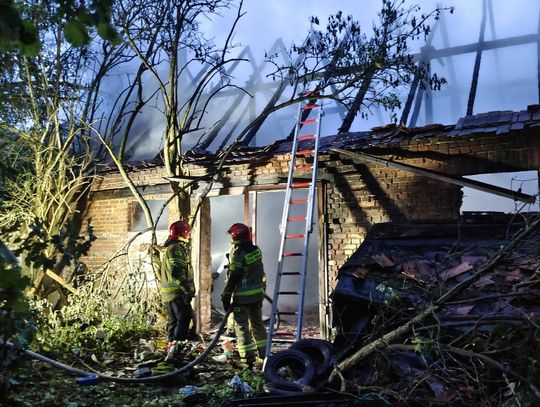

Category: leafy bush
[0, 240, 33, 348]
[32, 283, 157, 358]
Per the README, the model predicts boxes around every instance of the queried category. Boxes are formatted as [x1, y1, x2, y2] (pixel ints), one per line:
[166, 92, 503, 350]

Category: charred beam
[467, 0, 488, 116]
[330, 148, 535, 203]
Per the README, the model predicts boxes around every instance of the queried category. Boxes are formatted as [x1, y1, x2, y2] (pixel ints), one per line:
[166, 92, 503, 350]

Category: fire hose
[3, 308, 232, 385]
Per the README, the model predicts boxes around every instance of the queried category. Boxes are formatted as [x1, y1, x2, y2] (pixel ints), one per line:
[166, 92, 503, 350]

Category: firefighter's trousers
[167, 297, 194, 341]
[232, 301, 266, 363]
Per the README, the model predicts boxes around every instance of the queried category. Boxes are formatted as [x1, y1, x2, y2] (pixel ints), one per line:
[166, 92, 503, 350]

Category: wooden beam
[425, 34, 538, 60]
[467, 0, 488, 116]
[330, 148, 535, 203]
[45, 270, 77, 294]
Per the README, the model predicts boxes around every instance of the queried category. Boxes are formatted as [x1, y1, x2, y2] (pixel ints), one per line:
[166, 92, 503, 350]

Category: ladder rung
[271, 338, 296, 344]
[286, 233, 304, 238]
[281, 272, 301, 276]
[295, 165, 312, 171]
[302, 104, 319, 110]
[292, 181, 310, 188]
[277, 312, 298, 316]
[271, 334, 296, 340]
[279, 291, 300, 295]
[283, 252, 302, 257]
[300, 119, 317, 124]
[290, 199, 307, 205]
[296, 150, 313, 156]
[288, 216, 306, 221]
[299, 134, 315, 140]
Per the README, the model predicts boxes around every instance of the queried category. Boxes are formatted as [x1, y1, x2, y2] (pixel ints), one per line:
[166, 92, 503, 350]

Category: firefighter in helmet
[161, 220, 195, 351]
[221, 223, 267, 367]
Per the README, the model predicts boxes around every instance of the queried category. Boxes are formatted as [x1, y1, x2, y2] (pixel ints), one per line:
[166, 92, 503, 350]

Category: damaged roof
[334, 211, 540, 321]
[338, 212, 538, 276]
[183, 105, 540, 165]
[330, 212, 540, 404]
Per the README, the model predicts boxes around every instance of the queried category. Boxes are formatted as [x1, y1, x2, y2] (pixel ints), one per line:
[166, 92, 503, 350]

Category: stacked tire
[263, 339, 334, 395]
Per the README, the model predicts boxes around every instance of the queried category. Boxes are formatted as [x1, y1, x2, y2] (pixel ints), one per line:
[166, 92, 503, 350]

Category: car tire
[290, 339, 334, 378]
[263, 349, 316, 386]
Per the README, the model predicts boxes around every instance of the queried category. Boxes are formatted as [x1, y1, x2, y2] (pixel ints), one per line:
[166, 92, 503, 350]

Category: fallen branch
[328, 215, 540, 383]
[442, 345, 540, 400]
[329, 307, 435, 382]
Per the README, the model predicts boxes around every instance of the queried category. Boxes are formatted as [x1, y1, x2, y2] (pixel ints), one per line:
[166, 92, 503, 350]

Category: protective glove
[221, 294, 231, 310]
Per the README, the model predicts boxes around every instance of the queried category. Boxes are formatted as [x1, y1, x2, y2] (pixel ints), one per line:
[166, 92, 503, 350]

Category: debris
[402, 259, 433, 282]
[439, 261, 474, 280]
[230, 374, 253, 396]
[134, 367, 152, 377]
[506, 268, 524, 282]
[371, 253, 395, 268]
[134, 339, 157, 362]
[179, 384, 208, 397]
[212, 354, 229, 363]
[328, 215, 540, 404]
[473, 275, 495, 288]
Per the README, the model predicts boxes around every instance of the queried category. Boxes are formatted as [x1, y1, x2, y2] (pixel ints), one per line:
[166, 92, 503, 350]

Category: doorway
[209, 187, 321, 335]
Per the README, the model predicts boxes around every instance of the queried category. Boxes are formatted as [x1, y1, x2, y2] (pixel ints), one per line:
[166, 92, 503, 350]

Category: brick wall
[84, 166, 173, 270]
[82, 130, 540, 330]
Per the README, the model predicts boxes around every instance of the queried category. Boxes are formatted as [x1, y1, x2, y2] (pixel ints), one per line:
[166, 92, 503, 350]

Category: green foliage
[409, 335, 434, 354]
[205, 383, 235, 406]
[197, 369, 264, 406]
[375, 282, 399, 304]
[239, 368, 265, 391]
[0, 240, 34, 365]
[32, 284, 156, 357]
[0, 0, 121, 55]
[0, 0, 40, 56]
[64, 19, 91, 46]
[0, 126, 96, 296]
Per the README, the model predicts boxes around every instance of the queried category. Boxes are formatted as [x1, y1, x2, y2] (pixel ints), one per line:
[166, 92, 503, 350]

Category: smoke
[209, 191, 320, 319]
[91, 0, 540, 161]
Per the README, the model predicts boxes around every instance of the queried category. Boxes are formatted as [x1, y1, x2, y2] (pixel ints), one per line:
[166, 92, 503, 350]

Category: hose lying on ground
[3, 308, 232, 384]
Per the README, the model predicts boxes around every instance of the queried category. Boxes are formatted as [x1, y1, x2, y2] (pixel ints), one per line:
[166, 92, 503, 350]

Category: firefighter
[160, 220, 195, 356]
[221, 223, 267, 368]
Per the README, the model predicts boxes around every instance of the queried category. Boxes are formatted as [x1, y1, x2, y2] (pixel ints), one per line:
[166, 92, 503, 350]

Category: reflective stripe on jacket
[160, 238, 194, 302]
[224, 242, 266, 304]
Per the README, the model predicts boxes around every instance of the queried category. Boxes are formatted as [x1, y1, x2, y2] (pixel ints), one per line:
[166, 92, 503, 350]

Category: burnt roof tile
[531, 109, 540, 121]
[178, 108, 540, 165]
[454, 117, 466, 130]
[496, 123, 512, 135]
[509, 122, 525, 131]
[499, 111, 514, 122]
[517, 110, 531, 122]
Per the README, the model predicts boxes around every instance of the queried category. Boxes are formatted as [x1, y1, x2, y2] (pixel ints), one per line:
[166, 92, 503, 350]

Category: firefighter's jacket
[160, 238, 195, 303]
[224, 241, 266, 305]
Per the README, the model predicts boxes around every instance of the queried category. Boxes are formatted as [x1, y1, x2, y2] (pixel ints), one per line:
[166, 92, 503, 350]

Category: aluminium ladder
[265, 90, 323, 357]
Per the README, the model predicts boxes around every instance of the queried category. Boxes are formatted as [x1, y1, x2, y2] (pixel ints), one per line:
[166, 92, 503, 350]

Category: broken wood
[328, 215, 540, 384]
[44, 270, 77, 294]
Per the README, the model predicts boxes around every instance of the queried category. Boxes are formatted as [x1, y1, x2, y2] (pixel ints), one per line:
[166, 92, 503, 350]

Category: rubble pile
[331, 213, 540, 406]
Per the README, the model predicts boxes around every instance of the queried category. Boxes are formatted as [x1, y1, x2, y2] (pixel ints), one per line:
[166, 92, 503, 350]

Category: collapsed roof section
[329, 212, 540, 403]
[185, 104, 540, 165]
[180, 1, 540, 154]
